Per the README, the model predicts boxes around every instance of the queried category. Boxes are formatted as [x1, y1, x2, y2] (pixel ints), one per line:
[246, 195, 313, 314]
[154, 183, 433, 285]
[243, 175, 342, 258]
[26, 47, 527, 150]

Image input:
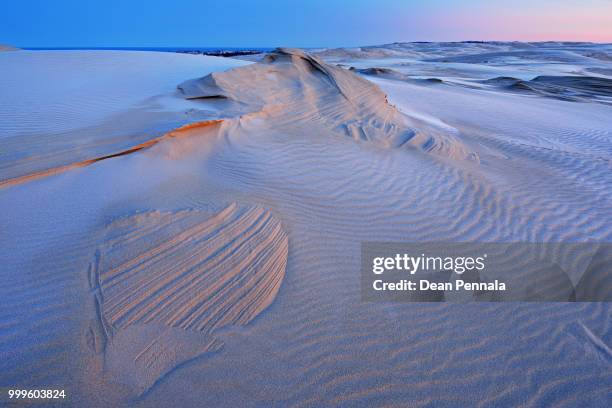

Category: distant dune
[482, 75, 612, 104]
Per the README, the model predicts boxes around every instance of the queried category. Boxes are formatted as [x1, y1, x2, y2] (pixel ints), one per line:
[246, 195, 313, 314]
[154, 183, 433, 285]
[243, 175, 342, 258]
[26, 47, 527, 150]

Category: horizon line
[13, 40, 612, 50]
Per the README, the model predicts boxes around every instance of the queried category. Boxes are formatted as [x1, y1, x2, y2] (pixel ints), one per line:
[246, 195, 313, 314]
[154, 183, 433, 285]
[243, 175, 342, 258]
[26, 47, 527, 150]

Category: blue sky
[2, 0, 611, 47]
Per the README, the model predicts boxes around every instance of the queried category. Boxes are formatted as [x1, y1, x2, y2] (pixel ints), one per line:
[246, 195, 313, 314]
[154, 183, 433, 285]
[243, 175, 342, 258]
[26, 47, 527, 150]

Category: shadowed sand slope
[0, 50, 248, 183]
[86, 203, 288, 395]
[0, 119, 223, 188]
[178, 48, 474, 159]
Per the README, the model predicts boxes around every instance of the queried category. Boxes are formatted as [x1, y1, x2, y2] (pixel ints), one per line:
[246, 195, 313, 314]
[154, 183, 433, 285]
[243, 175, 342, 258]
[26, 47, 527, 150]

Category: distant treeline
[23, 47, 272, 57]
[177, 49, 264, 57]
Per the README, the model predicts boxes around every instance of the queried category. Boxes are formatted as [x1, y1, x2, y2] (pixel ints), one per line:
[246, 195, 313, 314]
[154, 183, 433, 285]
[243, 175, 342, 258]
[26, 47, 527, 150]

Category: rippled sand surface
[1, 44, 611, 407]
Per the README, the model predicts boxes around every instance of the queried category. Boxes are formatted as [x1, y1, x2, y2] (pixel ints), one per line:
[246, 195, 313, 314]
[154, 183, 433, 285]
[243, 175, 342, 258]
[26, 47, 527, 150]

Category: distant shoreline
[22, 46, 273, 57]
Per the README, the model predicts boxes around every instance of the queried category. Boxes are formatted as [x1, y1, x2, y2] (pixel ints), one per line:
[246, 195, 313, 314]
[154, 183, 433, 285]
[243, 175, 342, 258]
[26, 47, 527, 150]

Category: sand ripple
[178, 48, 475, 160]
[86, 203, 288, 395]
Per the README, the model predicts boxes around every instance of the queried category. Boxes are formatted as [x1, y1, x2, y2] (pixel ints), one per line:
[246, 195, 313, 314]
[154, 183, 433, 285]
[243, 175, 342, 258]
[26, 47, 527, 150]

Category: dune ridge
[0, 119, 223, 189]
[178, 48, 474, 159]
[480, 75, 612, 104]
[0, 50, 248, 184]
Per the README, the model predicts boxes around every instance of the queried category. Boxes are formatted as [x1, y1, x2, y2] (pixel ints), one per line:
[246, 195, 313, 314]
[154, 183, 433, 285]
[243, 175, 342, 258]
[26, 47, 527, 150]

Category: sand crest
[0, 120, 223, 189]
[178, 48, 474, 159]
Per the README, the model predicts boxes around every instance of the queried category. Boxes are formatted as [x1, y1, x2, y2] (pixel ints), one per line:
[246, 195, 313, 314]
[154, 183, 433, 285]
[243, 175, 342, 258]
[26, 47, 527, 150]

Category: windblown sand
[1, 44, 611, 407]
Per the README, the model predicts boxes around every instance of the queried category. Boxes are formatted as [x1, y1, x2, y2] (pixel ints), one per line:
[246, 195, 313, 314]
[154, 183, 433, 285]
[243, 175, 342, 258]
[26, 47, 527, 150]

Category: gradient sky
[2, 0, 611, 48]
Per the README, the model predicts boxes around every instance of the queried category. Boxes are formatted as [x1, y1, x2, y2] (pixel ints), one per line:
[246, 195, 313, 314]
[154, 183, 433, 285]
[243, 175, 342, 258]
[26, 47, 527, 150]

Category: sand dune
[352, 67, 612, 105]
[0, 120, 223, 188]
[0, 50, 247, 181]
[1, 44, 611, 407]
[320, 42, 612, 86]
[316, 41, 612, 64]
[178, 48, 475, 159]
[479, 75, 612, 104]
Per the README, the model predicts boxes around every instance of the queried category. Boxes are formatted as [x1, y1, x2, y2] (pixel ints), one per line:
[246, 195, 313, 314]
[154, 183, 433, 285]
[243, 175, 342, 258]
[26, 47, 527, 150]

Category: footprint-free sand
[1, 43, 611, 406]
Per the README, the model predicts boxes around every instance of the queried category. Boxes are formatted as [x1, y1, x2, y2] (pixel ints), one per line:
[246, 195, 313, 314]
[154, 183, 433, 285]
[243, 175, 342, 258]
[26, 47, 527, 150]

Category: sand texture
[86, 204, 287, 395]
[1, 43, 611, 406]
[178, 48, 474, 159]
[0, 51, 247, 181]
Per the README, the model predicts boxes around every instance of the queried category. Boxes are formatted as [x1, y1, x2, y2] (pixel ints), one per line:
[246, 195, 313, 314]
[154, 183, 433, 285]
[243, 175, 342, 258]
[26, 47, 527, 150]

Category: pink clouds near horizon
[396, 1, 612, 43]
